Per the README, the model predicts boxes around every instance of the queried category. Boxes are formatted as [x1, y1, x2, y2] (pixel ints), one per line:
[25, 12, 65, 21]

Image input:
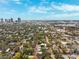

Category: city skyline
[0, 0, 79, 20]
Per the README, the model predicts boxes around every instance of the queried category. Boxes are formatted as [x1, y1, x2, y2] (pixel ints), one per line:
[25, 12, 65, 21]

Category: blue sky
[0, 0, 79, 20]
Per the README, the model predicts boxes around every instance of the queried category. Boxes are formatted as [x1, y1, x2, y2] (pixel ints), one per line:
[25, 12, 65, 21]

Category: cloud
[51, 3, 79, 12]
[13, 0, 20, 1]
[28, 2, 79, 14]
[61, 4, 79, 11]
[40, 0, 49, 5]
[36, 12, 79, 20]
[53, 13, 79, 17]
[0, 0, 8, 4]
[28, 6, 51, 14]
[0, 0, 22, 4]
[1, 0, 79, 20]
[12, 0, 22, 4]
[27, 1, 79, 20]
[0, 8, 16, 15]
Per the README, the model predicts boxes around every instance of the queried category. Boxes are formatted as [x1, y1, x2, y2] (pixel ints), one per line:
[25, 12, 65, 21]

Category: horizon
[0, 0, 79, 20]
[1, 18, 79, 21]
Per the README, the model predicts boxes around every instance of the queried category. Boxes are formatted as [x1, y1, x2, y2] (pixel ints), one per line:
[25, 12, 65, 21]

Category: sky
[0, 0, 79, 20]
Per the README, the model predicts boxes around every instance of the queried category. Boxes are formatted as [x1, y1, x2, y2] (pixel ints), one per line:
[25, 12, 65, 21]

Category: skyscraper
[1, 18, 3, 23]
[17, 18, 21, 23]
[10, 18, 13, 22]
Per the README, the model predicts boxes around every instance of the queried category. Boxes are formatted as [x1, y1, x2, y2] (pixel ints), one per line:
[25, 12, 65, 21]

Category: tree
[23, 47, 34, 55]
[11, 52, 22, 59]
